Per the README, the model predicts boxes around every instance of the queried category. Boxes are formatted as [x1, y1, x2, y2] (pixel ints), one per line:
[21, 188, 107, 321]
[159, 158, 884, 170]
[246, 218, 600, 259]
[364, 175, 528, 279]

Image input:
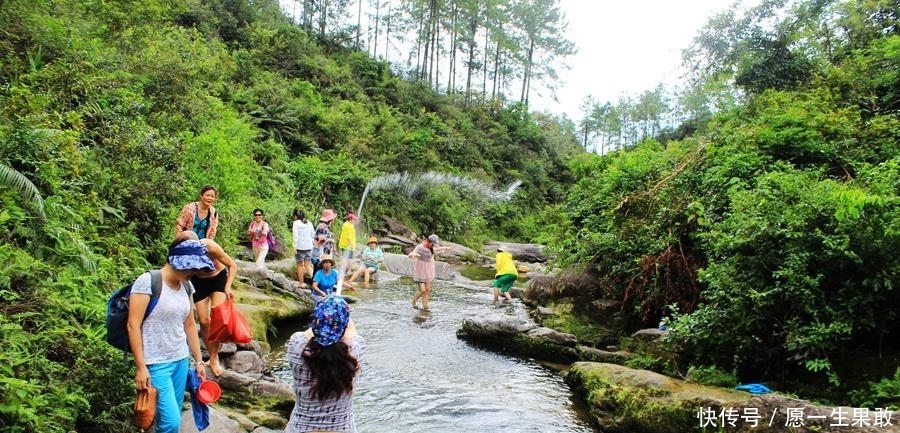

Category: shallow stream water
[267, 278, 598, 433]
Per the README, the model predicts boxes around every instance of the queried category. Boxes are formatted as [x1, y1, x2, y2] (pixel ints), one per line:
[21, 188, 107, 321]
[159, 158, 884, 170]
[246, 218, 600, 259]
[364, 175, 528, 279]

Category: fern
[0, 163, 45, 220]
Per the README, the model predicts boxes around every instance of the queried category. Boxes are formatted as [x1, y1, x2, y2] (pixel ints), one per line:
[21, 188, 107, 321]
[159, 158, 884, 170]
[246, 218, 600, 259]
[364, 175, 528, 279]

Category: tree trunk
[356, 0, 363, 48]
[372, 0, 380, 57]
[464, 11, 478, 106]
[520, 37, 534, 106]
[491, 22, 502, 100]
[446, 3, 457, 94]
[384, 0, 391, 62]
[482, 27, 489, 98]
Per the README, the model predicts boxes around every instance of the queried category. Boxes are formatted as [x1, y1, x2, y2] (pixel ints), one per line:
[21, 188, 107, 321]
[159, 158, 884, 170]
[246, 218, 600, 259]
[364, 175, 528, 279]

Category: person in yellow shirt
[338, 212, 358, 271]
[492, 245, 518, 304]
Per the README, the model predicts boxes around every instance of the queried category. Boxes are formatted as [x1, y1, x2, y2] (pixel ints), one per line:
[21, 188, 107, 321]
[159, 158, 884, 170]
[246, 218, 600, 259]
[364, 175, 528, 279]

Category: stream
[266, 278, 598, 433]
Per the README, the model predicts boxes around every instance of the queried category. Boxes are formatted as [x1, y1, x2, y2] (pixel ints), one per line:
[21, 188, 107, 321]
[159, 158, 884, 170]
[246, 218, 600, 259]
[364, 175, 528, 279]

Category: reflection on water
[267, 279, 597, 433]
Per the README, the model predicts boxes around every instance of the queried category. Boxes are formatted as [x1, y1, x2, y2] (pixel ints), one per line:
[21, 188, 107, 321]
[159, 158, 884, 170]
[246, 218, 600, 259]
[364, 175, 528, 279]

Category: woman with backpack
[127, 238, 211, 433]
[248, 208, 270, 269]
[175, 185, 220, 240]
[284, 296, 365, 433]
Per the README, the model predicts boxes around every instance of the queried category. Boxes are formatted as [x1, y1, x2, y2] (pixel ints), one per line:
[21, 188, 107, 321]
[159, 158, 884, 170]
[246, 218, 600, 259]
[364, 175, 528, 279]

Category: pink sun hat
[320, 209, 337, 223]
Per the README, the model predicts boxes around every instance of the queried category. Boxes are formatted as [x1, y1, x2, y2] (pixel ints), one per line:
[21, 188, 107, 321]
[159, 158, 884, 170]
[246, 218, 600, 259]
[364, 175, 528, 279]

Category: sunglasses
[254, 213, 262, 216]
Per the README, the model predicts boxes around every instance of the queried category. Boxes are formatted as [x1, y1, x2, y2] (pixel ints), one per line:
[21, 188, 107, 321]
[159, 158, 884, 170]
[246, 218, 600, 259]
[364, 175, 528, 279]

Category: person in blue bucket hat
[284, 296, 366, 433]
[127, 238, 210, 433]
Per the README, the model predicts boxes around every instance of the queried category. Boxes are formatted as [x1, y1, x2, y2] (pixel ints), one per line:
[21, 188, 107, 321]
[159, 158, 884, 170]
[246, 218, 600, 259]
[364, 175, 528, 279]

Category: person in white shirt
[292, 209, 315, 284]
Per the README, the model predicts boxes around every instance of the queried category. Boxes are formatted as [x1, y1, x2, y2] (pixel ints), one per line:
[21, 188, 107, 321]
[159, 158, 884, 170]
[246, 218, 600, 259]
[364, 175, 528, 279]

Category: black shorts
[191, 268, 228, 303]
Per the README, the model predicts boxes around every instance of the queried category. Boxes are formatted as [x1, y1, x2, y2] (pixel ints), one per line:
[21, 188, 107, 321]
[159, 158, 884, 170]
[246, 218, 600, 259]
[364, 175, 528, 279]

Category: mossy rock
[566, 362, 749, 433]
[539, 301, 623, 346]
[509, 333, 579, 364]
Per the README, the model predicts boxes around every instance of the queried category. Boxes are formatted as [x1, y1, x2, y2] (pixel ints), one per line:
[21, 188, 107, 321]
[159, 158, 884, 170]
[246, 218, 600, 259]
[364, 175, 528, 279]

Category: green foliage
[2, 0, 581, 426]
[849, 368, 900, 410]
[685, 365, 738, 388]
[545, 0, 900, 402]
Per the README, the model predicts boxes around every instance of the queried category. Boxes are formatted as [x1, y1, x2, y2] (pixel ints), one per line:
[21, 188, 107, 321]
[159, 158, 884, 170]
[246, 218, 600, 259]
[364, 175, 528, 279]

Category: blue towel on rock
[735, 383, 772, 394]
[187, 369, 210, 431]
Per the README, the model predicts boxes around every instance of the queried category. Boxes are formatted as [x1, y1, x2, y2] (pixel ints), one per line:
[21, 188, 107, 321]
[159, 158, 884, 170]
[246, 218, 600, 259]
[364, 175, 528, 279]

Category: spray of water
[336, 171, 521, 295]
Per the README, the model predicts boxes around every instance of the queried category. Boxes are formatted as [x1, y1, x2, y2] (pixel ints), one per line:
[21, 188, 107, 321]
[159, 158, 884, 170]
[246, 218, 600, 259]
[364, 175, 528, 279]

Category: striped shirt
[285, 332, 366, 433]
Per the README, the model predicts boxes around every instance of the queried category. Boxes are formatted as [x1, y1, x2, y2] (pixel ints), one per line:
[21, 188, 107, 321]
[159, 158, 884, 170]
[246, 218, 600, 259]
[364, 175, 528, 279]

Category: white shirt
[130, 272, 193, 365]
[293, 219, 315, 250]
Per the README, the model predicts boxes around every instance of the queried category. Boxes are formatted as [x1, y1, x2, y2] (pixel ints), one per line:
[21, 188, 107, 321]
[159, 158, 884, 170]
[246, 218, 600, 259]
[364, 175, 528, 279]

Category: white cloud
[532, 0, 739, 120]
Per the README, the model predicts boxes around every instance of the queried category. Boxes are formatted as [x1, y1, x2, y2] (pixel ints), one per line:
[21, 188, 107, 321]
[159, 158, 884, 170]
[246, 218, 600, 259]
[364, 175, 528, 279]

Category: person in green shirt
[347, 236, 385, 287]
[491, 245, 518, 304]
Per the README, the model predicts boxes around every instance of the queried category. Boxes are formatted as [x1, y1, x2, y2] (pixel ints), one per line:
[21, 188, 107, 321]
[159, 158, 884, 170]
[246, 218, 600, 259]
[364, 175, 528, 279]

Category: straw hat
[319, 254, 335, 266]
[367, 236, 379, 245]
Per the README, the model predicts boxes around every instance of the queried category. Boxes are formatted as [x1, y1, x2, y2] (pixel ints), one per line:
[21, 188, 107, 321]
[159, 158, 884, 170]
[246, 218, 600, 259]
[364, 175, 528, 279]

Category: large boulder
[381, 252, 459, 281]
[433, 240, 479, 264]
[565, 363, 891, 433]
[380, 215, 416, 238]
[485, 242, 550, 263]
[180, 406, 244, 433]
[457, 316, 579, 363]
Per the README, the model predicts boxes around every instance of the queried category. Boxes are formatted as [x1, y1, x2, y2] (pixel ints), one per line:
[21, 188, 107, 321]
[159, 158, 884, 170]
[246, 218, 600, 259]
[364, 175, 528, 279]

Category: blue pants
[148, 357, 189, 433]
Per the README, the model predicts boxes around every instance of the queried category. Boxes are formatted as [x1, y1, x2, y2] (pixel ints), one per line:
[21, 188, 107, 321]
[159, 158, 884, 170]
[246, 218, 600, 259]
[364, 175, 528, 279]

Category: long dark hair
[293, 209, 307, 223]
[302, 341, 359, 400]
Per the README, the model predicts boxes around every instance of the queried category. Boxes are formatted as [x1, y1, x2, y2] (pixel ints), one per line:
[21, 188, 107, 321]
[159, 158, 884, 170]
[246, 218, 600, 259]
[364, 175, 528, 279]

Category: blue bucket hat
[168, 240, 215, 272]
[311, 296, 351, 347]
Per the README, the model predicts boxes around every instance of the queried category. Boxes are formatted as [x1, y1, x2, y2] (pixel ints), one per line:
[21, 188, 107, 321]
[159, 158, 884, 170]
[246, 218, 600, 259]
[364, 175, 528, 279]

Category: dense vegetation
[1, 0, 898, 431]
[550, 0, 900, 408]
[0, 0, 579, 431]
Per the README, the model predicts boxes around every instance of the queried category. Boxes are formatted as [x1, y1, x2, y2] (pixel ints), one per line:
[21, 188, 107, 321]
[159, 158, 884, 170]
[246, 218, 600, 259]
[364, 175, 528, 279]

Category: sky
[278, 0, 743, 121]
[530, 0, 739, 120]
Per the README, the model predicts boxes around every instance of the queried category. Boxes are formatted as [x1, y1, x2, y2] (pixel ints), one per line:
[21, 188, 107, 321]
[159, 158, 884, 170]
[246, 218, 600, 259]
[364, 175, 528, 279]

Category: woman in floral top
[247, 208, 270, 269]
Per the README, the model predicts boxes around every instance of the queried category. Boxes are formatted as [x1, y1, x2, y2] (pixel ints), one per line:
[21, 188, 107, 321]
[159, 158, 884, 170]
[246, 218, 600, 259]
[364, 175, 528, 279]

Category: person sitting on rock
[312, 255, 338, 303]
[346, 236, 384, 287]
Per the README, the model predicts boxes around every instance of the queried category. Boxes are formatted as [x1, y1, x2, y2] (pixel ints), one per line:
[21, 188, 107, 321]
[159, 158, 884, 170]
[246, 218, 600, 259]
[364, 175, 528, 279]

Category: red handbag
[208, 299, 253, 344]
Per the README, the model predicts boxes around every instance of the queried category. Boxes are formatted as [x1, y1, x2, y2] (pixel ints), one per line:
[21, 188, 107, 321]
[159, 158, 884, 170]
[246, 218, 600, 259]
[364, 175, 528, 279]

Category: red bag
[208, 299, 253, 344]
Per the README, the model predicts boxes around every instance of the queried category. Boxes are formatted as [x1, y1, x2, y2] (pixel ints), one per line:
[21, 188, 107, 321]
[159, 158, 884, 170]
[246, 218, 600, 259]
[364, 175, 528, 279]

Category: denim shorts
[295, 249, 312, 262]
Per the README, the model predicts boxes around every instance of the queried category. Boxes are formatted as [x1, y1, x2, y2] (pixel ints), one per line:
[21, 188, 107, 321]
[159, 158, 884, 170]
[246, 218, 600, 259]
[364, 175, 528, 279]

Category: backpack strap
[181, 280, 194, 300]
[145, 270, 163, 319]
[121, 271, 163, 360]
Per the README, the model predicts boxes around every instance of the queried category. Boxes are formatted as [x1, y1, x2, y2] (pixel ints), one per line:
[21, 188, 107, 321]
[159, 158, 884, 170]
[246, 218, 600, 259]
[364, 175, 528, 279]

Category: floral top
[248, 221, 270, 249]
[176, 202, 219, 239]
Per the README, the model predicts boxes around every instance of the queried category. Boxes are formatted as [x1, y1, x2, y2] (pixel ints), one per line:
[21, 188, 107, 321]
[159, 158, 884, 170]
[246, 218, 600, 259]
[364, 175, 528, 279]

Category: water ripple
[268, 280, 596, 433]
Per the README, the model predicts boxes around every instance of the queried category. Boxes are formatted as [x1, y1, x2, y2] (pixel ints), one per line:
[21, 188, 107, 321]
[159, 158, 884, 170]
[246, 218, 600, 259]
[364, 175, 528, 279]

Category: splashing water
[336, 172, 521, 294]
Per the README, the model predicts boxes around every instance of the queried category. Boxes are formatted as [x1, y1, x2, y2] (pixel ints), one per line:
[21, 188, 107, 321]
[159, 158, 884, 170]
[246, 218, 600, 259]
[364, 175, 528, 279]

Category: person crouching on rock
[491, 245, 518, 305]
